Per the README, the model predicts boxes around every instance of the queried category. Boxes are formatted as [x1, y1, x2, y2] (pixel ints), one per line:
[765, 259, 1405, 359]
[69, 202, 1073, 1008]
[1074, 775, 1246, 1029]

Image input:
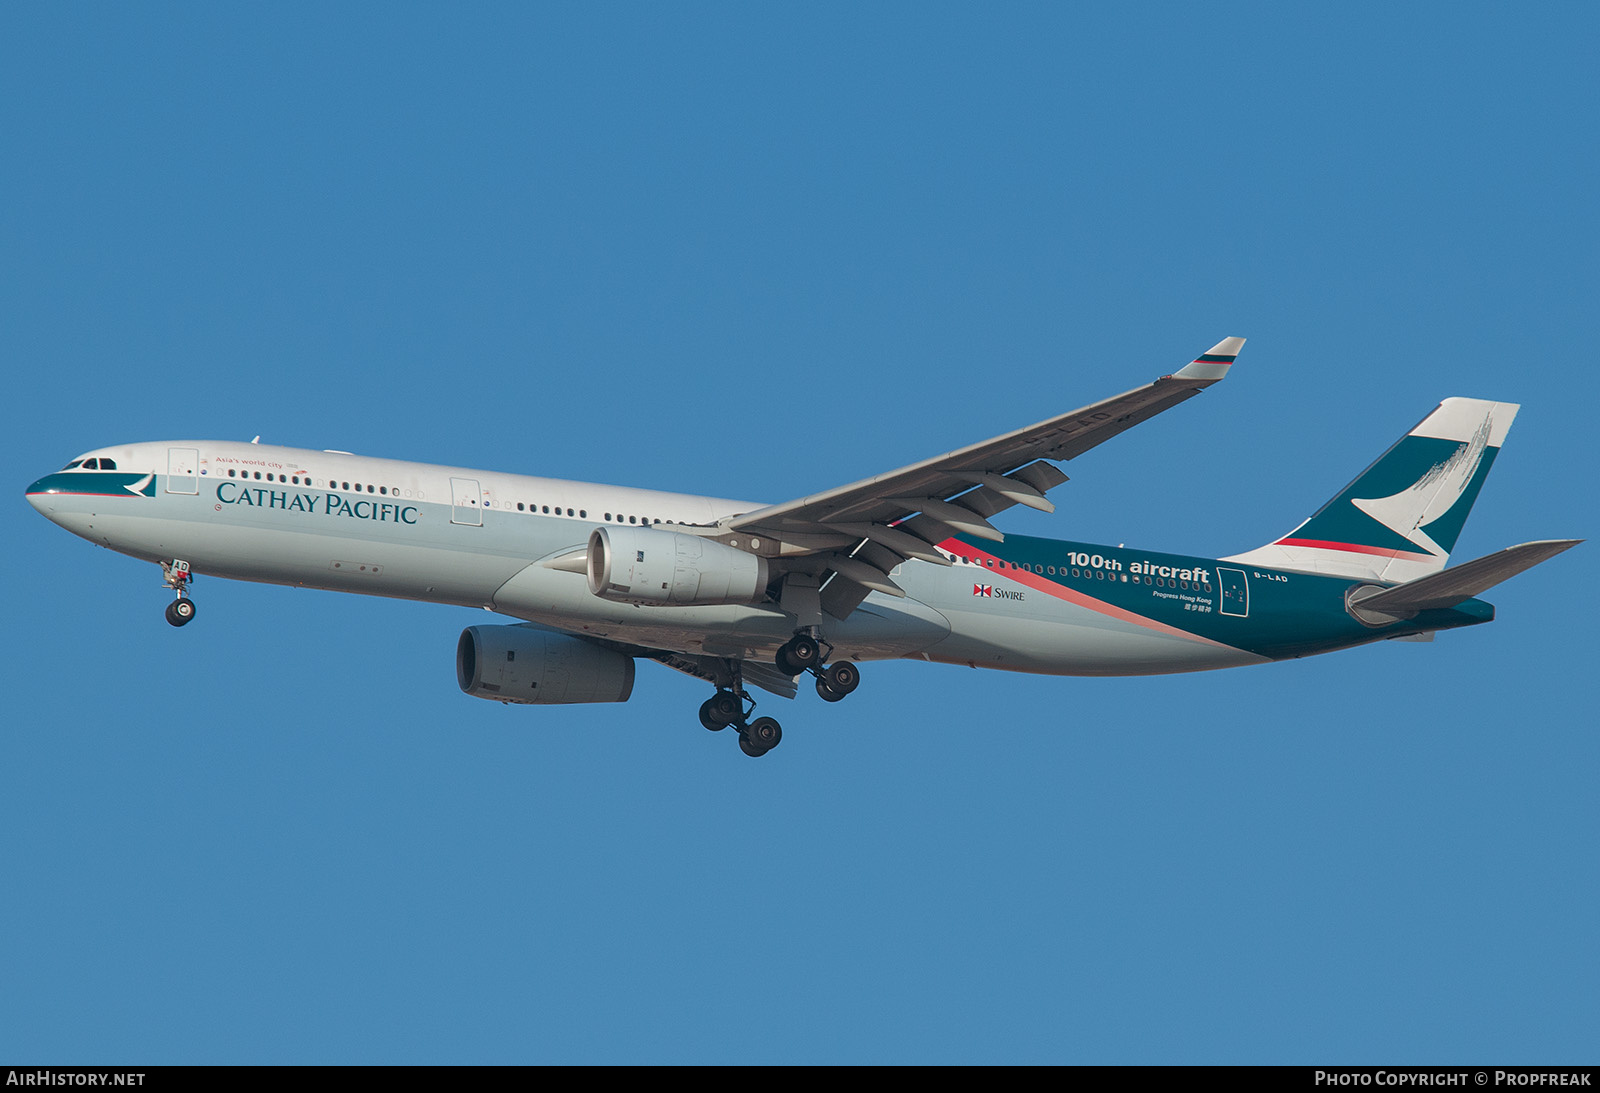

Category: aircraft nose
[25, 475, 57, 516]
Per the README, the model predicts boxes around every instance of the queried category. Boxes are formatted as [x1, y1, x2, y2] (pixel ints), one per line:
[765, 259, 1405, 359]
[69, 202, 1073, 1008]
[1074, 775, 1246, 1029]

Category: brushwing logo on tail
[1350, 414, 1494, 560]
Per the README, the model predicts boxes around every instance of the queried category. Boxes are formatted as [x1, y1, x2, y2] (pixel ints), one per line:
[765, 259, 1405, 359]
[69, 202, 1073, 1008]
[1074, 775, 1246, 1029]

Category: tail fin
[1224, 397, 1519, 582]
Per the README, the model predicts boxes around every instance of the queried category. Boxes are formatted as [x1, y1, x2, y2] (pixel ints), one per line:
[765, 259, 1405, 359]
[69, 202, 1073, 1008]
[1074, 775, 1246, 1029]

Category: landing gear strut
[161, 559, 196, 627]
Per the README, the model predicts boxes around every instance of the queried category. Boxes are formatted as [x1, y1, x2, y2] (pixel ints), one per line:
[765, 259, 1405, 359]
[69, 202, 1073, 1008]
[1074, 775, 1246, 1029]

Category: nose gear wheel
[160, 560, 196, 627]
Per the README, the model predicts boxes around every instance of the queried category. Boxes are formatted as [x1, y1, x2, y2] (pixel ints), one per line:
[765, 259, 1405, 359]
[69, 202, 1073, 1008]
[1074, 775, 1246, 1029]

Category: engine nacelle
[457, 626, 635, 705]
[586, 525, 769, 606]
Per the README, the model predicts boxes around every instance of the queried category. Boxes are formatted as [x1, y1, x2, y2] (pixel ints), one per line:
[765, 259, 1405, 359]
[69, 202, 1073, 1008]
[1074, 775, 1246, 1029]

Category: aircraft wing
[721, 337, 1244, 618]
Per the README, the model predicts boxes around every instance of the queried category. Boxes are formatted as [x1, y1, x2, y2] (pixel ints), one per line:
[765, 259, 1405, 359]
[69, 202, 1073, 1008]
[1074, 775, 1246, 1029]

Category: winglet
[1173, 336, 1246, 381]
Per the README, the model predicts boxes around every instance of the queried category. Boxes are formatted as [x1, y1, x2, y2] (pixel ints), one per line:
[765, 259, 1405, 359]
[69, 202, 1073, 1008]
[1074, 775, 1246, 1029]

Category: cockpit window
[82, 459, 99, 469]
[61, 460, 84, 470]
[99, 458, 116, 470]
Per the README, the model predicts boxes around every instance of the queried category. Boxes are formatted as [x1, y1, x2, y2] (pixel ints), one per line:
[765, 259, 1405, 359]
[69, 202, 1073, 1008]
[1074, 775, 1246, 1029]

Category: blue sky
[3, 3, 1595, 1063]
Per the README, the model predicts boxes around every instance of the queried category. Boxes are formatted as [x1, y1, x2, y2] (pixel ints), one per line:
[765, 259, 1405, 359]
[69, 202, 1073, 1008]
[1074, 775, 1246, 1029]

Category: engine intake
[457, 626, 635, 705]
[586, 525, 769, 606]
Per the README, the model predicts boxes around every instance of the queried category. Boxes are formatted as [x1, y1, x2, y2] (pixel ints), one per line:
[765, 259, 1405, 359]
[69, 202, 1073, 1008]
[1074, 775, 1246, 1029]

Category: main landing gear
[694, 633, 861, 759]
[161, 559, 197, 628]
[698, 686, 783, 758]
[776, 632, 861, 704]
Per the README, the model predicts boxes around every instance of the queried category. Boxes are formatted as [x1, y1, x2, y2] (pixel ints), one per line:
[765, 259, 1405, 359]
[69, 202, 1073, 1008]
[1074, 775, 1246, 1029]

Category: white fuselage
[28, 439, 1276, 678]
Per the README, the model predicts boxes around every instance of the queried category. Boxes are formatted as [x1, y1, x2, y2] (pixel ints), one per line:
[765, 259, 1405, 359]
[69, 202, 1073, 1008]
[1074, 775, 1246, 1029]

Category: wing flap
[823, 521, 953, 565]
[651, 651, 801, 700]
[821, 574, 874, 620]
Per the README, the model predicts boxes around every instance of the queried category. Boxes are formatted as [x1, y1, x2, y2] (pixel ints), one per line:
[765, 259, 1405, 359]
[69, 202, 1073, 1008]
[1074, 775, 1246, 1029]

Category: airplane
[24, 338, 1579, 757]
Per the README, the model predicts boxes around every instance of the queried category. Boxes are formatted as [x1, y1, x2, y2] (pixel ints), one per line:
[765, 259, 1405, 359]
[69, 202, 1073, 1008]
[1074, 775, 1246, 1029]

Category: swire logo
[973, 584, 992, 597]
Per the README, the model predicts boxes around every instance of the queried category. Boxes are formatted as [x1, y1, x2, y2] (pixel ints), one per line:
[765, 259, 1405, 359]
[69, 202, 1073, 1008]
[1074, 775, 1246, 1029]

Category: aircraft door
[1217, 567, 1249, 617]
[166, 448, 200, 494]
[450, 477, 483, 526]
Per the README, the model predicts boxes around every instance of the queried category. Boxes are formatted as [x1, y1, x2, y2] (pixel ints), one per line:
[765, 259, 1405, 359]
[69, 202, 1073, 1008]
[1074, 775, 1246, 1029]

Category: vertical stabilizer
[1223, 398, 1518, 583]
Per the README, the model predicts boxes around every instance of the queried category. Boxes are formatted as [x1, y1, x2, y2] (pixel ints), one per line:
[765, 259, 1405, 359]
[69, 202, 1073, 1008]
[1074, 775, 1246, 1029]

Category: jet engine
[586, 525, 769, 606]
[456, 626, 635, 705]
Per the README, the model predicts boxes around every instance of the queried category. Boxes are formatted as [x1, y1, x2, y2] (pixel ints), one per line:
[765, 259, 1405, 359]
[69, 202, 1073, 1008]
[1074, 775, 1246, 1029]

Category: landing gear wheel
[699, 692, 741, 731]
[745, 716, 782, 752]
[165, 599, 196, 627]
[738, 734, 769, 758]
[775, 634, 820, 676]
[818, 661, 860, 699]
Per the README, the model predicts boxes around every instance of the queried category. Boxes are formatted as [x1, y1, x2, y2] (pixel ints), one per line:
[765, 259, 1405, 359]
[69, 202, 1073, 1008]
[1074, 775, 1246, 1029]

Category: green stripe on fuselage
[25, 471, 157, 498]
[953, 531, 1493, 658]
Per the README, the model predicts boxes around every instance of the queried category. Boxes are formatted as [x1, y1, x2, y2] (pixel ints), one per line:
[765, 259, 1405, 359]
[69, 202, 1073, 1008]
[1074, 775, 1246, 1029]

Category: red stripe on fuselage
[939, 540, 1239, 650]
[1273, 537, 1435, 561]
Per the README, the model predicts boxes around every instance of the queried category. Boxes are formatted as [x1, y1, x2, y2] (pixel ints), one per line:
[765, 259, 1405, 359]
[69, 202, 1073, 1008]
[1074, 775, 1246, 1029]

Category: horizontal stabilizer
[1354, 539, 1580, 615]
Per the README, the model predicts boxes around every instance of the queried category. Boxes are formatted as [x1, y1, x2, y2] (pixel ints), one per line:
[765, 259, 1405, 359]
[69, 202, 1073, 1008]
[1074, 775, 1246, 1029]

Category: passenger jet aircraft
[25, 338, 1578, 756]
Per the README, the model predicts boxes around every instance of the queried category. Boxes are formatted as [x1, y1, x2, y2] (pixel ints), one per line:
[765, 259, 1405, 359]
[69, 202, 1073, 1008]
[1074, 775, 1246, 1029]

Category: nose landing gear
[161, 559, 196, 627]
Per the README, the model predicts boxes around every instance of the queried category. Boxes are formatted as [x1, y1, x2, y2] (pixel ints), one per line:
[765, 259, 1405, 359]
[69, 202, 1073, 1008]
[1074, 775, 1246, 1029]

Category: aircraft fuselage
[25, 439, 1491, 679]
